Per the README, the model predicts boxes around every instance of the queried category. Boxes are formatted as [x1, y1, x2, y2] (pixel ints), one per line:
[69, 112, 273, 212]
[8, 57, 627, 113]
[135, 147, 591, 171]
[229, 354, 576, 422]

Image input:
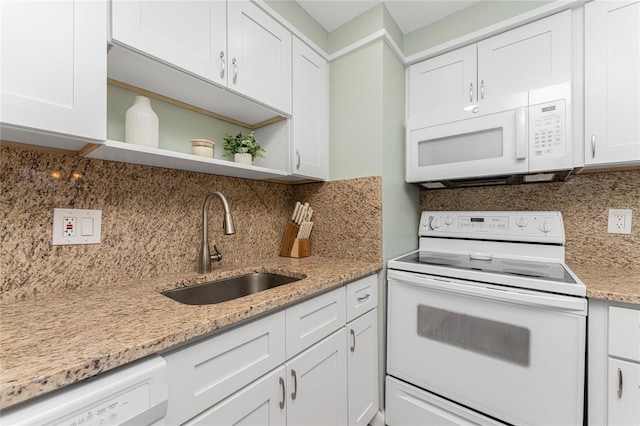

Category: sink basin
[162, 273, 301, 305]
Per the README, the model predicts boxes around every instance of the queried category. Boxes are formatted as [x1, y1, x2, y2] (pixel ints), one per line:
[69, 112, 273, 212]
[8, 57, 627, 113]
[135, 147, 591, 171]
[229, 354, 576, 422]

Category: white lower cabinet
[347, 308, 378, 426]
[588, 300, 640, 425]
[286, 329, 348, 426]
[184, 366, 287, 426]
[162, 274, 379, 426]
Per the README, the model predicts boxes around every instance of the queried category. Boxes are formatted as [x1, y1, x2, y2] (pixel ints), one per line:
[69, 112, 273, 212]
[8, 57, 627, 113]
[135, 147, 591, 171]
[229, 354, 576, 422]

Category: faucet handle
[211, 244, 222, 262]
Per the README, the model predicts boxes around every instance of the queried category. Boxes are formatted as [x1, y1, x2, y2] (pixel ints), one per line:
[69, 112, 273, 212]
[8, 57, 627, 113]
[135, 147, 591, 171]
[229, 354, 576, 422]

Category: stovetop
[396, 251, 576, 283]
[389, 211, 586, 297]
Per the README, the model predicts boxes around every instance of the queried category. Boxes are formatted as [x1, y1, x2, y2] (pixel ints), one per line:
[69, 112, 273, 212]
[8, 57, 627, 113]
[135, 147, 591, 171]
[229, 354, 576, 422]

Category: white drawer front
[385, 376, 503, 426]
[609, 306, 640, 362]
[346, 274, 378, 322]
[163, 311, 286, 425]
[286, 287, 346, 359]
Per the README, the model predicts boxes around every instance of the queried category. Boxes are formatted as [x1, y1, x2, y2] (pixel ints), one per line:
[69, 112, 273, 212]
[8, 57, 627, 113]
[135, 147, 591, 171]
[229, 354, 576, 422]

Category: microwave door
[406, 108, 528, 183]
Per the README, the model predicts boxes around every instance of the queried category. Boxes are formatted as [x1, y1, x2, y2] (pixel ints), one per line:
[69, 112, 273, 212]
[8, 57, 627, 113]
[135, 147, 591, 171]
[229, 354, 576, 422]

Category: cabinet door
[227, 1, 292, 114]
[608, 358, 640, 426]
[163, 311, 286, 425]
[287, 328, 348, 426]
[111, 0, 226, 85]
[291, 38, 328, 180]
[0, 0, 106, 144]
[347, 308, 379, 426]
[585, 0, 640, 167]
[407, 45, 477, 125]
[477, 10, 571, 111]
[184, 366, 287, 426]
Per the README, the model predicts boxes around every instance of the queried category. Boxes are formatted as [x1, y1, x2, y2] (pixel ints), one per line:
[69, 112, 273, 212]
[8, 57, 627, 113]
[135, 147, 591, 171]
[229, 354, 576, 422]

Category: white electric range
[386, 211, 587, 426]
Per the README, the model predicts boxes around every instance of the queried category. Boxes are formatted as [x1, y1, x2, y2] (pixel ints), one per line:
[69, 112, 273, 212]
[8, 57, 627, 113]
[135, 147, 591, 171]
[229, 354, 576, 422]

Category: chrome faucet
[198, 192, 236, 273]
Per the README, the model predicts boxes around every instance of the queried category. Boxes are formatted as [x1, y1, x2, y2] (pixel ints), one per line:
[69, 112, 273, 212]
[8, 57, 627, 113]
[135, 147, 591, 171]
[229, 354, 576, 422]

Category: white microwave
[406, 93, 574, 188]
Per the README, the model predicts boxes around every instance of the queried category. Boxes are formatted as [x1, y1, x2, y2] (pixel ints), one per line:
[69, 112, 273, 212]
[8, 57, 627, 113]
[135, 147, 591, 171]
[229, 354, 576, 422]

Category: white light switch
[81, 217, 94, 236]
[53, 208, 102, 245]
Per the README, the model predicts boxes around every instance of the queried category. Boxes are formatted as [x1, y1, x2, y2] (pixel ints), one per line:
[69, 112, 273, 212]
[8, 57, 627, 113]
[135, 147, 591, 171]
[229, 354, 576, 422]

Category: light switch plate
[53, 208, 102, 245]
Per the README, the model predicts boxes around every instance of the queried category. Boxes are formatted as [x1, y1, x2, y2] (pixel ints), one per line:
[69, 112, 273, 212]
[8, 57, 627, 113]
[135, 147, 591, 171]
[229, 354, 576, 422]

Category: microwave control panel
[529, 100, 566, 158]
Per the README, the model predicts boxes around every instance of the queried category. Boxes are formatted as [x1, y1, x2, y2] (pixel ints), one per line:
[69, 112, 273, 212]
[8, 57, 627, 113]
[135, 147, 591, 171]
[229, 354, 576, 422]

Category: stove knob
[516, 217, 528, 228]
[443, 215, 454, 226]
[431, 218, 442, 229]
[539, 220, 553, 233]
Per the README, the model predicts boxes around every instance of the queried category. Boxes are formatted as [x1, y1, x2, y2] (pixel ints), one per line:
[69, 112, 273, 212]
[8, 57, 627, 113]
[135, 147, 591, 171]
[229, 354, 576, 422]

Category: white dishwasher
[0, 355, 168, 426]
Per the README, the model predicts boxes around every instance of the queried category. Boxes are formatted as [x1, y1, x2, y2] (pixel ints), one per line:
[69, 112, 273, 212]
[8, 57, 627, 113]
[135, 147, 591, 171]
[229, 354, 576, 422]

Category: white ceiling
[295, 0, 482, 34]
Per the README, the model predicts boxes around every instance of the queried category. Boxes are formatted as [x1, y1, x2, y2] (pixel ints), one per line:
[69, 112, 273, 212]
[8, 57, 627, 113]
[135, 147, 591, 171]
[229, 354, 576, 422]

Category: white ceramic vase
[234, 153, 252, 165]
[125, 96, 159, 148]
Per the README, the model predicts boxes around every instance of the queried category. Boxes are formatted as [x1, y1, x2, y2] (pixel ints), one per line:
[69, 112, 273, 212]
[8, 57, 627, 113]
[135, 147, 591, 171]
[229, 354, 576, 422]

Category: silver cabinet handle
[480, 79, 485, 99]
[469, 82, 473, 102]
[350, 328, 356, 352]
[296, 150, 300, 170]
[232, 58, 238, 84]
[357, 293, 370, 302]
[279, 376, 285, 409]
[591, 135, 596, 158]
[617, 368, 623, 399]
[220, 51, 225, 79]
[291, 369, 297, 400]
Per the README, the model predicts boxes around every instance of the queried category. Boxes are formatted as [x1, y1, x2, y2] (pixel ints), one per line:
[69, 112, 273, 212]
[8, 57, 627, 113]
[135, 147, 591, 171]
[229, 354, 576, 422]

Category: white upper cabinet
[0, 0, 106, 149]
[109, 0, 291, 117]
[408, 11, 571, 126]
[227, 1, 292, 114]
[111, 0, 227, 85]
[291, 37, 329, 180]
[408, 45, 477, 124]
[584, 0, 640, 167]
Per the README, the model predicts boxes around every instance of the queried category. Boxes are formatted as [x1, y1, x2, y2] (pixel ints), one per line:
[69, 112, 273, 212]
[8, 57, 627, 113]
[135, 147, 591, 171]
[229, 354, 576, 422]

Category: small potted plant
[222, 131, 266, 165]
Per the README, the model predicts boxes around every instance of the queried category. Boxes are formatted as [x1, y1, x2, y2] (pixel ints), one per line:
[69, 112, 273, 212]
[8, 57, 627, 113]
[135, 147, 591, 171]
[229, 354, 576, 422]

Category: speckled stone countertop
[0, 256, 381, 410]
[569, 263, 640, 305]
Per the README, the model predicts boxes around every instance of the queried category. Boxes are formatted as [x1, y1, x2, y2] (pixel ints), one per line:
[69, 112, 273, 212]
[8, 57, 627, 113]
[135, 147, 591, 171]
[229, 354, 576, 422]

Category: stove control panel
[419, 211, 564, 244]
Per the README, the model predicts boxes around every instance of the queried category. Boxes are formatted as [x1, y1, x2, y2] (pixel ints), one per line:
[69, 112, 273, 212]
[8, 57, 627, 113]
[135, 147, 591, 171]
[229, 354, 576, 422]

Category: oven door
[387, 269, 587, 426]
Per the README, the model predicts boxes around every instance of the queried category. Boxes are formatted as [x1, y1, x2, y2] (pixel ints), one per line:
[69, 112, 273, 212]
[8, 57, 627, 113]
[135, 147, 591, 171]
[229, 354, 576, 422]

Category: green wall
[404, 0, 554, 55]
[264, 0, 328, 52]
[329, 41, 384, 179]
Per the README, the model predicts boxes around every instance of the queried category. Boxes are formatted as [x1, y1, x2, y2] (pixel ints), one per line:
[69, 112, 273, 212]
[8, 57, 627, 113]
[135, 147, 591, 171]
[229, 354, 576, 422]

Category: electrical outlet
[607, 209, 633, 234]
[62, 217, 77, 237]
[53, 208, 102, 245]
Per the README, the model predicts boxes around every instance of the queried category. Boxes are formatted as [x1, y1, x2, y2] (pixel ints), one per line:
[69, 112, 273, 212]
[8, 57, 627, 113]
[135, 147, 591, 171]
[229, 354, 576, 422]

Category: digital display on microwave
[542, 105, 556, 112]
[470, 218, 484, 222]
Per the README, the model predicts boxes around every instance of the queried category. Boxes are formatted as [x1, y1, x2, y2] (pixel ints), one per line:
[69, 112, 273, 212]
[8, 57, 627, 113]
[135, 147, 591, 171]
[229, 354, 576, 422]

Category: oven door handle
[389, 270, 587, 313]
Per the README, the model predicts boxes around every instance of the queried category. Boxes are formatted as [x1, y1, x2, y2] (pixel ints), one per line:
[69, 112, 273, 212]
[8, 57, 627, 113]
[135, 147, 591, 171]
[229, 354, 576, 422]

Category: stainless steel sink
[162, 273, 301, 305]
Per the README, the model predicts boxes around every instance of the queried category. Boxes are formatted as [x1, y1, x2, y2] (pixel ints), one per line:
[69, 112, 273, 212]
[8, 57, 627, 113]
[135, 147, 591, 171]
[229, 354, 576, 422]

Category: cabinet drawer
[286, 287, 346, 359]
[346, 274, 378, 322]
[163, 311, 285, 425]
[609, 306, 640, 361]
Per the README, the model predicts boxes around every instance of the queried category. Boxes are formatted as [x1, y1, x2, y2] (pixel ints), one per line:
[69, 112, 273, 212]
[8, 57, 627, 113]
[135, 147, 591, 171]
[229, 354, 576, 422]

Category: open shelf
[85, 140, 289, 181]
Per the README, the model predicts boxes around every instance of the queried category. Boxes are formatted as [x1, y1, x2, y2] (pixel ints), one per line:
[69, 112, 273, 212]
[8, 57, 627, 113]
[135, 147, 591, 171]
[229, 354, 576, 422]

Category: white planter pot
[234, 153, 252, 165]
[125, 96, 159, 148]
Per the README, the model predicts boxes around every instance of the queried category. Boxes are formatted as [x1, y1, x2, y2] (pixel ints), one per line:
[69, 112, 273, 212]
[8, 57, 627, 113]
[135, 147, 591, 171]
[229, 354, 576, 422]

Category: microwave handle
[515, 106, 527, 160]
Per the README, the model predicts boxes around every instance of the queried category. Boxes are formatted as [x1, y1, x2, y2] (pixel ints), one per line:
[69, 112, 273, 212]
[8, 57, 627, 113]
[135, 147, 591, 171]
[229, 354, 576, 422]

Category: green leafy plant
[222, 131, 266, 160]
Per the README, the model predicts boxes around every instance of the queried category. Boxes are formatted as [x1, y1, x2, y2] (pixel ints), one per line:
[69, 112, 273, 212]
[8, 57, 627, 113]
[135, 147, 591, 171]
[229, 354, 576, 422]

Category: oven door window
[417, 305, 530, 366]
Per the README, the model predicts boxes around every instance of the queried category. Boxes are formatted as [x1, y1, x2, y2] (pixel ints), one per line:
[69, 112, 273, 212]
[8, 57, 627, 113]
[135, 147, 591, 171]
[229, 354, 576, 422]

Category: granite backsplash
[420, 170, 640, 269]
[0, 145, 382, 300]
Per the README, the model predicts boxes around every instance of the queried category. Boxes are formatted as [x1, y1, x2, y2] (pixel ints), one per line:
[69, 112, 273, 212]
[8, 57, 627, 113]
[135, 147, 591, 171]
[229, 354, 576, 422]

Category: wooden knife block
[290, 239, 310, 258]
[279, 223, 310, 258]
